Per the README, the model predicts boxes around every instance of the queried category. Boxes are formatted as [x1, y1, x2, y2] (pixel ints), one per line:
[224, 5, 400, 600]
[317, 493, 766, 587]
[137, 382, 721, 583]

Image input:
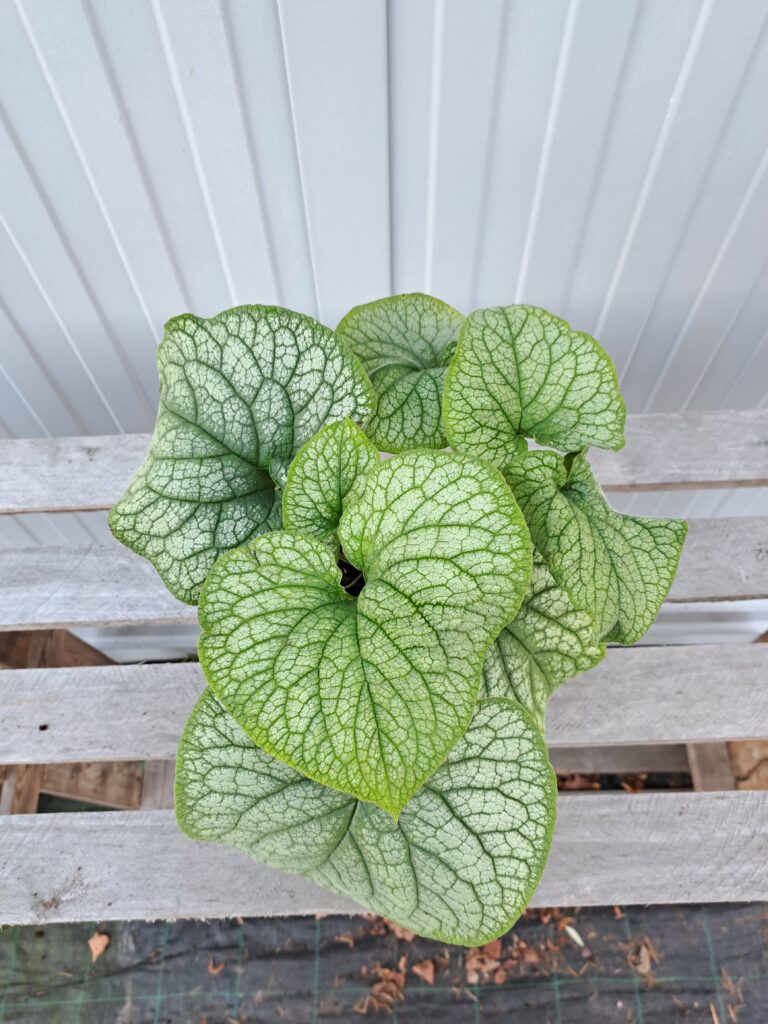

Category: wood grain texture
[0, 663, 203, 762]
[729, 740, 768, 789]
[0, 434, 149, 514]
[0, 627, 116, 816]
[667, 516, 768, 602]
[588, 409, 768, 491]
[550, 744, 690, 774]
[687, 743, 736, 791]
[1, 410, 767, 516]
[40, 762, 143, 810]
[1, 791, 765, 924]
[0, 629, 112, 668]
[0, 766, 43, 814]
[0, 515, 764, 630]
[547, 644, 768, 748]
[0, 544, 194, 629]
[140, 760, 175, 810]
[1, 645, 765, 765]
[724, 619, 768, 790]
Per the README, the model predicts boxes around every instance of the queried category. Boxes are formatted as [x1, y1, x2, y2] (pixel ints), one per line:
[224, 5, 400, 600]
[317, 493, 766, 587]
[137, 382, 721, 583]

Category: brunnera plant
[110, 296, 687, 946]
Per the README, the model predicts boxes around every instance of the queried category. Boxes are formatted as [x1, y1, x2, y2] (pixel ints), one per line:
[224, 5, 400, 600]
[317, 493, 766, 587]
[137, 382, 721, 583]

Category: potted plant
[110, 294, 686, 945]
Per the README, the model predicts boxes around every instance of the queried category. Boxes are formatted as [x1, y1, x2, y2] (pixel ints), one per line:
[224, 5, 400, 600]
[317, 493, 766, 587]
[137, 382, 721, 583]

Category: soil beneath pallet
[0, 904, 765, 1022]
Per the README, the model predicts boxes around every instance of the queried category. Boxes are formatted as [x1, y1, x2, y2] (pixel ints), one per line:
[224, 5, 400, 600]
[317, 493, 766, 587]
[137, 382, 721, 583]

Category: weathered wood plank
[0, 628, 116, 816]
[687, 743, 736, 791]
[1, 410, 767, 516]
[588, 409, 768, 491]
[668, 516, 768, 603]
[0, 766, 43, 814]
[0, 628, 143, 814]
[0, 544, 194, 629]
[0, 663, 202, 762]
[1, 645, 765, 765]
[0, 434, 149, 514]
[40, 762, 143, 810]
[0, 629, 112, 669]
[141, 760, 175, 810]
[725, 619, 768, 790]
[1, 791, 765, 924]
[0, 516, 763, 630]
[550, 744, 690, 775]
[547, 644, 768, 748]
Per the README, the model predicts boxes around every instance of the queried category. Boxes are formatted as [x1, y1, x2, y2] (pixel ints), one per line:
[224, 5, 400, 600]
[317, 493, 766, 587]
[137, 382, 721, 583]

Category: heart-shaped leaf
[176, 689, 556, 946]
[336, 293, 463, 452]
[504, 451, 687, 645]
[482, 553, 605, 729]
[282, 419, 378, 548]
[109, 305, 374, 603]
[198, 451, 532, 816]
[444, 305, 626, 463]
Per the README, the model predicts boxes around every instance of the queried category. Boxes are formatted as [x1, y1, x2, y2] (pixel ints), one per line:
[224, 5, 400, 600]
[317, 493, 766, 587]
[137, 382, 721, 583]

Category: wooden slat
[0, 766, 43, 815]
[0, 628, 142, 815]
[668, 516, 768, 603]
[1, 410, 767, 516]
[0, 434, 149, 514]
[40, 762, 143, 810]
[0, 629, 112, 668]
[547, 644, 768, 748]
[551, 744, 690, 775]
[0, 515, 764, 630]
[0, 663, 202, 762]
[1, 645, 765, 765]
[588, 409, 768, 491]
[687, 743, 736, 791]
[726, 627, 768, 790]
[0, 544, 194, 629]
[0, 628, 117, 816]
[1, 791, 766, 924]
[141, 760, 175, 810]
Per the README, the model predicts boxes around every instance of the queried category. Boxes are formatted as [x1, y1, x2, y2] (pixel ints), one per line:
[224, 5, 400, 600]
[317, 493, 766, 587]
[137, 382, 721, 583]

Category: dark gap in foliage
[338, 555, 366, 597]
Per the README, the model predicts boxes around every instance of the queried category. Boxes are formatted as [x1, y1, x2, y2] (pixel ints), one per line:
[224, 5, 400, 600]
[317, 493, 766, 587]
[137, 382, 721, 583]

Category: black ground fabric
[0, 904, 765, 1022]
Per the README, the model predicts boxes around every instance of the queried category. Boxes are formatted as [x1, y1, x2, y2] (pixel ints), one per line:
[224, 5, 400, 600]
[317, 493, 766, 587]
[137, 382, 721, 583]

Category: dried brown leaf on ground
[619, 772, 648, 792]
[482, 939, 502, 959]
[87, 932, 109, 963]
[411, 959, 435, 985]
[464, 947, 502, 985]
[557, 772, 601, 790]
[355, 958, 408, 1013]
[384, 920, 416, 942]
[721, 967, 745, 1021]
[625, 935, 662, 987]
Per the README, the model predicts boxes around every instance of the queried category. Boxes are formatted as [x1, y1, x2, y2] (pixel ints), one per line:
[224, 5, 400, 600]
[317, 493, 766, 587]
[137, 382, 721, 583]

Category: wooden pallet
[1, 408, 767, 926]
